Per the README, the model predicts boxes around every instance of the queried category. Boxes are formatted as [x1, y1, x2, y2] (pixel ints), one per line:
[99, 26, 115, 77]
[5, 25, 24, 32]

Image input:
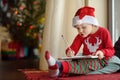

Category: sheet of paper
[58, 55, 98, 60]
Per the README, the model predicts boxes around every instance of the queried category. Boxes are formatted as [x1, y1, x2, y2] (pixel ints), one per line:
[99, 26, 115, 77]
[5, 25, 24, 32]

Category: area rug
[19, 69, 120, 80]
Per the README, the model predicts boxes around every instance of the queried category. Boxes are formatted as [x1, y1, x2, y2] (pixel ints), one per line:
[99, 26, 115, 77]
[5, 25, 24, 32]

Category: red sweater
[66, 27, 114, 59]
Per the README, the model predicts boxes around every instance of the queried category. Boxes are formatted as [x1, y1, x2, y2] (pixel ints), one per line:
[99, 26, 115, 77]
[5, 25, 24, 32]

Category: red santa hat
[72, 6, 99, 27]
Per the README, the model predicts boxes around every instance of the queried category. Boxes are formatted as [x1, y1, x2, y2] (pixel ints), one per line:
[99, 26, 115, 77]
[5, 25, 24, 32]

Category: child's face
[75, 23, 93, 37]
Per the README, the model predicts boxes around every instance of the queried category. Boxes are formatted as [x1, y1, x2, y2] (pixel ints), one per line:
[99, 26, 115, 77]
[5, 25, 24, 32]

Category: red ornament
[29, 25, 33, 29]
[20, 5, 25, 10]
[16, 22, 22, 26]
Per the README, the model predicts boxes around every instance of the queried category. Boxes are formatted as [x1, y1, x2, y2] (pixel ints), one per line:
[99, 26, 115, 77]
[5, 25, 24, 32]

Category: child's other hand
[66, 50, 75, 57]
[92, 50, 104, 59]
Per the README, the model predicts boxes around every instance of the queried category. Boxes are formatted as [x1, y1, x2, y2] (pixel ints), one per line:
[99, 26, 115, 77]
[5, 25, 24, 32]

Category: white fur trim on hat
[72, 15, 99, 26]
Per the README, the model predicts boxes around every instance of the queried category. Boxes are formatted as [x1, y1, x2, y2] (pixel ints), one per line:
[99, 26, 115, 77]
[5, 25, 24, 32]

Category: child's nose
[79, 29, 83, 33]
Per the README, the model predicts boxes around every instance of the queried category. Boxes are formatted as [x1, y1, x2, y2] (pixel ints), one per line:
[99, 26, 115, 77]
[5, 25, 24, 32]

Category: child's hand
[92, 50, 104, 59]
[66, 50, 75, 57]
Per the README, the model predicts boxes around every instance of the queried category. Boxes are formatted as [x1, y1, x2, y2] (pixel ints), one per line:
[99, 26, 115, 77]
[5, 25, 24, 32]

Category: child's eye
[76, 27, 80, 30]
[81, 26, 86, 29]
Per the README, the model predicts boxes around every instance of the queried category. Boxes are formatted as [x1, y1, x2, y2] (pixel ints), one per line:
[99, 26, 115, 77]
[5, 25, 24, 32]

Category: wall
[88, 0, 108, 27]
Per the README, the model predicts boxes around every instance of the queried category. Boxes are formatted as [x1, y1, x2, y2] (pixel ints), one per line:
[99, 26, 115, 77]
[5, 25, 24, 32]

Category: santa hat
[72, 6, 99, 27]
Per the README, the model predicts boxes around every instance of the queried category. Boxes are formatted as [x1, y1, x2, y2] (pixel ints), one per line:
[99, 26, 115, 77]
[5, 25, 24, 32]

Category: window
[109, 0, 120, 44]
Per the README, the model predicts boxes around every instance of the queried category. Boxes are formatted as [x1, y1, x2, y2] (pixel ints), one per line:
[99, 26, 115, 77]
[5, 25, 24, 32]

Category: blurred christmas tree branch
[7, 0, 46, 48]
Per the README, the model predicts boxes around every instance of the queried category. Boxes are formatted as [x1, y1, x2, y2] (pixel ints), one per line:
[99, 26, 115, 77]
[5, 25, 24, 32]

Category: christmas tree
[8, 0, 46, 48]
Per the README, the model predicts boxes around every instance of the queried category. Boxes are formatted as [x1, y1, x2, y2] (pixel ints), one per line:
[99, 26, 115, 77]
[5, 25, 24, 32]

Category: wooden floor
[0, 58, 39, 80]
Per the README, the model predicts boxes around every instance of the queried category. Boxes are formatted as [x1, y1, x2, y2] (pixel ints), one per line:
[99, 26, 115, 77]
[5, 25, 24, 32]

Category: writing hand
[66, 50, 75, 57]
